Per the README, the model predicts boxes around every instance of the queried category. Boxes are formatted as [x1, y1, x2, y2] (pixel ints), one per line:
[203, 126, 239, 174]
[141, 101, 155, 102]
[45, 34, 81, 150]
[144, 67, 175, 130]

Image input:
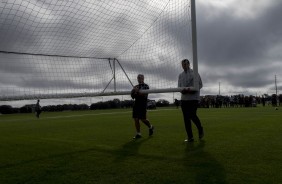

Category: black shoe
[199, 127, 204, 139]
[133, 134, 142, 139]
[149, 125, 154, 136]
[184, 138, 194, 142]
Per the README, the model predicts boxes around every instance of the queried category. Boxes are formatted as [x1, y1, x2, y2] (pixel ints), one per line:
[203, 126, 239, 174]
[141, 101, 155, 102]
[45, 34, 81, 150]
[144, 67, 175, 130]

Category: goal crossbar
[0, 87, 197, 101]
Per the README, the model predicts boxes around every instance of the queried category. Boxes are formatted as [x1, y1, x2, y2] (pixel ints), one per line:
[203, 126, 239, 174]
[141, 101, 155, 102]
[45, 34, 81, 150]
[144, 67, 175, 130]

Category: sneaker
[133, 134, 142, 139]
[149, 125, 154, 136]
[199, 127, 204, 139]
[184, 138, 194, 142]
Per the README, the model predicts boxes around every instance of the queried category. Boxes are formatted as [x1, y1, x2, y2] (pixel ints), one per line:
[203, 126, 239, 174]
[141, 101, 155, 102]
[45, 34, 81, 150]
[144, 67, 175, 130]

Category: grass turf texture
[0, 106, 281, 184]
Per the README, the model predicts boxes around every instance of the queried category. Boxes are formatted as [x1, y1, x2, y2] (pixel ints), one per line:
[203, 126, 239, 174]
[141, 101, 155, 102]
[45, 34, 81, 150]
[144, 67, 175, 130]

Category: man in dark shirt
[35, 99, 42, 118]
[131, 74, 154, 139]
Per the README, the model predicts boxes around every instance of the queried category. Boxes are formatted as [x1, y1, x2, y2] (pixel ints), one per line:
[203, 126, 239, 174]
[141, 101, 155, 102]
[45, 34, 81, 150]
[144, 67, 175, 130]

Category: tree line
[0, 99, 170, 114]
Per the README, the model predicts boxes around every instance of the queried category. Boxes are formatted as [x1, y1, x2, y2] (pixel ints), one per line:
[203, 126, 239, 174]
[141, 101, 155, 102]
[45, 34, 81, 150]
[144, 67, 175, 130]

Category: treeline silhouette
[0, 98, 170, 114]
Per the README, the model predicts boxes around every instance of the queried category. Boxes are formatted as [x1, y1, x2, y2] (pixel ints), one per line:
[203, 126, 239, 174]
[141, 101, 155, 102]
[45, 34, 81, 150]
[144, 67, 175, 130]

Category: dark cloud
[195, 0, 282, 94]
[197, 3, 282, 66]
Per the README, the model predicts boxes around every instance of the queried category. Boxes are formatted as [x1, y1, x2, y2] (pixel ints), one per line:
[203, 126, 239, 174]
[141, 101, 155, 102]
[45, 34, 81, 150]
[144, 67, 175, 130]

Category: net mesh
[0, 0, 193, 100]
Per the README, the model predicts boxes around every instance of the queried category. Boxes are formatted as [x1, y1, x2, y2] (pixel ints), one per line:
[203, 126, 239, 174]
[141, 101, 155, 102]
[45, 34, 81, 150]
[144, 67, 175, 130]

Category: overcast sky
[0, 0, 281, 107]
[197, 0, 282, 96]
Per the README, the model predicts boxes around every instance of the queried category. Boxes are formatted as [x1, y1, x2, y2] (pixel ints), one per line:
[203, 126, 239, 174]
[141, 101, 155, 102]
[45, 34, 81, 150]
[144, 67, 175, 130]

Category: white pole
[219, 82, 221, 95]
[0, 87, 197, 101]
[191, 0, 199, 90]
[113, 59, 116, 92]
[275, 75, 278, 107]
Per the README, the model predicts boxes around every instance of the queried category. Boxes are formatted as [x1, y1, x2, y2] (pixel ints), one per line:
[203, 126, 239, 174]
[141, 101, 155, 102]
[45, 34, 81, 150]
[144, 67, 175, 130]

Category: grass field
[0, 106, 281, 184]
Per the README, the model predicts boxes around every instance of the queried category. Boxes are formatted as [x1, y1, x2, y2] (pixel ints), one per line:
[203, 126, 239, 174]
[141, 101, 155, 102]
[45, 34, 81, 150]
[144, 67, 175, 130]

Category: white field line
[46, 111, 132, 119]
[45, 109, 177, 119]
[0, 109, 178, 122]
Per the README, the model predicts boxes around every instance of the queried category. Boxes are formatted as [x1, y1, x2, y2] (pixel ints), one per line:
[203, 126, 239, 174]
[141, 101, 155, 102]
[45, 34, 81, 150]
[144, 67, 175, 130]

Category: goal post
[140, 0, 199, 94]
[0, 0, 199, 101]
[191, 0, 200, 91]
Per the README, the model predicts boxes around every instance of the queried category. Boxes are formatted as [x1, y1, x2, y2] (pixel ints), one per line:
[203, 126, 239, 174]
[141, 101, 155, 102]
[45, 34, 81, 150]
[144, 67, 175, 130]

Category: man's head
[181, 59, 190, 71]
[137, 74, 144, 84]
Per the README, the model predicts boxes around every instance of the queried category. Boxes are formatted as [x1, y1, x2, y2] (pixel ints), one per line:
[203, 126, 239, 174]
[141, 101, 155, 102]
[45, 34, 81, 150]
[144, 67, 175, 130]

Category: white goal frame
[0, 0, 199, 101]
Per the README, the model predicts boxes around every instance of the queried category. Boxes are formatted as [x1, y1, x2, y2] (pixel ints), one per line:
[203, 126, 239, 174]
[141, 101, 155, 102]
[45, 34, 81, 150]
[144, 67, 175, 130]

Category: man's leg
[181, 101, 193, 140]
[190, 101, 204, 139]
[134, 118, 141, 133]
[140, 119, 151, 128]
[132, 106, 142, 139]
[141, 119, 154, 136]
[133, 118, 142, 139]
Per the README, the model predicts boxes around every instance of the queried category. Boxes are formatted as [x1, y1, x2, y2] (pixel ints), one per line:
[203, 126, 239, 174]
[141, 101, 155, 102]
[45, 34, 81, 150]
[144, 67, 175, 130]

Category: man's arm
[136, 84, 149, 97]
[178, 74, 181, 88]
[198, 74, 203, 89]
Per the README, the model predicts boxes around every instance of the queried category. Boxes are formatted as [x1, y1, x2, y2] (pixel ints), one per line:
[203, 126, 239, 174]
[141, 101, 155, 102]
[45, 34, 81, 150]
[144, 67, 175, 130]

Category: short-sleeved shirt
[134, 83, 149, 108]
[132, 83, 149, 119]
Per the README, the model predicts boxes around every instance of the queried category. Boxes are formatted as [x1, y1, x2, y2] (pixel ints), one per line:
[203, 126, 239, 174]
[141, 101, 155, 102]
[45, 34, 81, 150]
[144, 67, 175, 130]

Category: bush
[0, 105, 14, 114]
[156, 99, 170, 107]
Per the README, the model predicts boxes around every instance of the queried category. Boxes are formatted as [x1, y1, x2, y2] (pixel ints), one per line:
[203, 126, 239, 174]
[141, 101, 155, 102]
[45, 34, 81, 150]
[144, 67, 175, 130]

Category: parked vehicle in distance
[147, 100, 156, 109]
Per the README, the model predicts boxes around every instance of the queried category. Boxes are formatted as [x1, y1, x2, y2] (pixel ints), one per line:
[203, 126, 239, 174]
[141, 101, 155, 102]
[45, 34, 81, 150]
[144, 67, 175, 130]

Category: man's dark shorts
[132, 106, 147, 119]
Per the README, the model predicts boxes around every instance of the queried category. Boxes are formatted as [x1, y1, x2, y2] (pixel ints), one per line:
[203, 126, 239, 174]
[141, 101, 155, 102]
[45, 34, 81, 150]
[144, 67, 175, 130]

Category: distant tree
[120, 100, 134, 108]
[62, 104, 73, 110]
[272, 94, 277, 106]
[78, 104, 89, 110]
[0, 105, 14, 114]
[112, 98, 121, 108]
[90, 101, 110, 110]
[156, 99, 170, 107]
[19, 105, 33, 113]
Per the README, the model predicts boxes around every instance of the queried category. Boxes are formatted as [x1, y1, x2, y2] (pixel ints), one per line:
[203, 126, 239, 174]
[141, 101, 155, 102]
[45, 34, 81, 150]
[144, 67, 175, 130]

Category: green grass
[0, 106, 281, 184]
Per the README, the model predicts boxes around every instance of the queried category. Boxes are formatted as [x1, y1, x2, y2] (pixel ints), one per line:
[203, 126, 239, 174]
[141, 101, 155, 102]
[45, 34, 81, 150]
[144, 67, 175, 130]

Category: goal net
[0, 0, 196, 101]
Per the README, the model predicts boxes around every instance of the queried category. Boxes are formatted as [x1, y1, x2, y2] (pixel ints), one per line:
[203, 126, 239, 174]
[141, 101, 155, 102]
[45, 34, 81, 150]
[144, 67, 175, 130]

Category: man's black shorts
[132, 106, 147, 119]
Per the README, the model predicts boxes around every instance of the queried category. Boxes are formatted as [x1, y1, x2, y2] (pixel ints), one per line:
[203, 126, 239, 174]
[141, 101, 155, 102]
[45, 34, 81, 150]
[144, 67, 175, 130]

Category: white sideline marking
[45, 111, 132, 119]
[45, 108, 177, 119]
[0, 108, 178, 122]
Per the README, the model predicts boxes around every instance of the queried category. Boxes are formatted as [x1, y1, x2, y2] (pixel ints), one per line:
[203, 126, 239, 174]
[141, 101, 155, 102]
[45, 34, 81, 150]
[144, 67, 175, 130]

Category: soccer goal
[0, 0, 199, 101]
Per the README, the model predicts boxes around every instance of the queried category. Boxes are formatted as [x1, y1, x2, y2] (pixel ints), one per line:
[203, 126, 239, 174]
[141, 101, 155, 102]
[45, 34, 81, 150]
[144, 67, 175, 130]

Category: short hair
[182, 59, 190, 64]
[137, 74, 144, 78]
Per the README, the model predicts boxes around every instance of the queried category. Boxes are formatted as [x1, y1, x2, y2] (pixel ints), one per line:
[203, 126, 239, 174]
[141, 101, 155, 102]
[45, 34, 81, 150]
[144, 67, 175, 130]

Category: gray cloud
[198, 1, 282, 66]
[195, 0, 282, 94]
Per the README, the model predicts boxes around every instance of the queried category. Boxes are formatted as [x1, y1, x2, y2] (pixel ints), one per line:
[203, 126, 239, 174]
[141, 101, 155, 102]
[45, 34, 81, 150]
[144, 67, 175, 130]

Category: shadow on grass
[0, 137, 151, 170]
[113, 137, 150, 162]
[0, 147, 100, 170]
[184, 140, 228, 184]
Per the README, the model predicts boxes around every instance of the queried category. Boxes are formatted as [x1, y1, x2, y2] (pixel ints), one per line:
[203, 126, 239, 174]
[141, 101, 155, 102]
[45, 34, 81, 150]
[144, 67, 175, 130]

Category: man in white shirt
[178, 59, 204, 142]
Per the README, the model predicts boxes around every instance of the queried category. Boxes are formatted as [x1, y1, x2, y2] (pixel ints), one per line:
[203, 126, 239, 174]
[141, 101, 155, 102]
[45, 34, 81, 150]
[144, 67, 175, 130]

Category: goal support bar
[0, 87, 197, 101]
